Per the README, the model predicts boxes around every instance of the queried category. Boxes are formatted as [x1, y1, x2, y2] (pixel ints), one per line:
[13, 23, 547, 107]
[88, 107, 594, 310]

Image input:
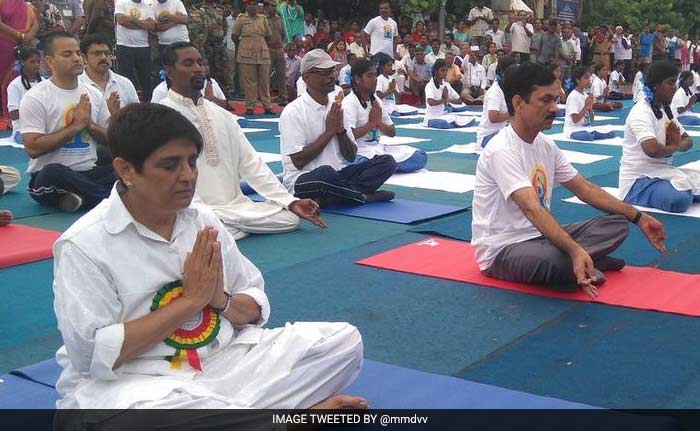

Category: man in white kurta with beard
[53, 103, 367, 410]
[158, 42, 325, 239]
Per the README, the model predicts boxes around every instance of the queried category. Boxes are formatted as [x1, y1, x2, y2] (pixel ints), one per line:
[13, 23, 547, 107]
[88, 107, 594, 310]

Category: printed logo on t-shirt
[364, 128, 379, 143]
[383, 24, 393, 40]
[129, 8, 142, 19]
[62, 104, 91, 149]
[531, 164, 550, 209]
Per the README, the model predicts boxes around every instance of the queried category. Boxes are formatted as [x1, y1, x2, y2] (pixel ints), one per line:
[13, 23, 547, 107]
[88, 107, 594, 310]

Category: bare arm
[115, 14, 142, 29]
[214, 293, 262, 326]
[563, 174, 636, 220]
[488, 110, 509, 123]
[640, 135, 692, 158]
[23, 126, 83, 159]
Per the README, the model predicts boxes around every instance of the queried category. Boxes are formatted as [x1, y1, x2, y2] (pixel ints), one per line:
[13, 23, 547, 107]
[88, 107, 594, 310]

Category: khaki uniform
[267, 12, 287, 100]
[202, 1, 230, 94]
[232, 12, 272, 110]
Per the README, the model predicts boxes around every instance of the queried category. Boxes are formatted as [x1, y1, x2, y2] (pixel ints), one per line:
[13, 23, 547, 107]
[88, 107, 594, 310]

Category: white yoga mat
[0, 136, 23, 148]
[248, 118, 280, 123]
[396, 123, 480, 134]
[429, 143, 611, 165]
[241, 128, 271, 133]
[680, 160, 700, 172]
[378, 136, 430, 146]
[385, 169, 476, 193]
[258, 152, 282, 163]
[563, 186, 700, 218]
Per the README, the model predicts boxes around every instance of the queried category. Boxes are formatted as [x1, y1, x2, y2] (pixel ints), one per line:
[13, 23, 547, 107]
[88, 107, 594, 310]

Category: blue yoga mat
[0, 373, 58, 409]
[10, 358, 61, 389]
[322, 199, 468, 224]
[348, 359, 592, 409]
[247, 193, 468, 224]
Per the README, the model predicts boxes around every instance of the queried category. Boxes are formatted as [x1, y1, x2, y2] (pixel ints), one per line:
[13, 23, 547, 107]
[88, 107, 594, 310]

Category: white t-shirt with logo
[280, 92, 356, 192]
[342, 92, 415, 163]
[115, 0, 155, 48]
[472, 125, 579, 270]
[476, 82, 508, 146]
[154, 0, 189, 45]
[19, 80, 110, 174]
[564, 89, 590, 136]
[7, 75, 39, 133]
[620, 100, 700, 199]
[423, 79, 460, 125]
[363, 16, 398, 57]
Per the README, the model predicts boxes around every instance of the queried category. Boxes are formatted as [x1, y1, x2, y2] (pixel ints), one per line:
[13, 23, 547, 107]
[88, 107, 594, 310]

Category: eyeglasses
[308, 68, 336, 77]
[88, 50, 111, 57]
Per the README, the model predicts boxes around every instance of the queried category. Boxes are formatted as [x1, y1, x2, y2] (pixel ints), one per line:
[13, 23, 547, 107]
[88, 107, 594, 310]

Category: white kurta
[53, 188, 363, 408]
[159, 90, 299, 237]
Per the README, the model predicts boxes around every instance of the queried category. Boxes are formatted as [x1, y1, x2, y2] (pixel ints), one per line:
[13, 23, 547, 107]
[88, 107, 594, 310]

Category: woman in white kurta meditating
[52, 103, 367, 409]
[476, 56, 516, 148]
[343, 59, 427, 173]
[563, 65, 617, 141]
[670, 71, 700, 126]
[620, 61, 700, 213]
[375, 57, 417, 116]
[423, 59, 474, 129]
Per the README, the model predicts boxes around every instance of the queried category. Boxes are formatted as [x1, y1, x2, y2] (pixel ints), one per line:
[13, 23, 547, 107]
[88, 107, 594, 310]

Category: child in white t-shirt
[608, 61, 631, 100]
[476, 56, 516, 147]
[423, 58, 475, 129]
[375, 57, 417, 116]
[591, 63, 623, 111]
[632, 63, 648, 103]
[563, 65, 617, 141]
[344, 59, 426, 173]
[621, 61, 700, 213]
[670, 71, 700, 125]
[6, 48, 42, 144]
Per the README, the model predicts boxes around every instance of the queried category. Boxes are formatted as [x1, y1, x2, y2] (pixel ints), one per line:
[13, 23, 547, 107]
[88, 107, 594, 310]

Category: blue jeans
[569, 130, 617, 141]
[678, 115, 700, 126]
[625, 177, 697, 213]
[294, 154, 397, 204]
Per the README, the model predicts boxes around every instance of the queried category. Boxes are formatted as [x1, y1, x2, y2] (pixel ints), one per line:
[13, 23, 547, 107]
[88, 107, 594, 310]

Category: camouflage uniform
[186, 1, 208, 55]
[232, 12, 272, 111]
[201, 0, 230, 94]
[267, 10, 287, 101]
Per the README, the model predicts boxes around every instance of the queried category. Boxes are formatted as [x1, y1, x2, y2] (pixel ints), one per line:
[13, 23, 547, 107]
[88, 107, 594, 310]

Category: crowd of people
[0, 0, 699, 411]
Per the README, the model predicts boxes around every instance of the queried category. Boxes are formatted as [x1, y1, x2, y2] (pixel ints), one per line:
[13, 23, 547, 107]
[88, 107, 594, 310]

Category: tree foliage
[581, 0, 700, 34]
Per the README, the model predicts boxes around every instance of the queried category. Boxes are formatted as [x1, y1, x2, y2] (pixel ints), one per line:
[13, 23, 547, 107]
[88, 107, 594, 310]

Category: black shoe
[594, 255, 626, 272]
[363, 190, 395, 203]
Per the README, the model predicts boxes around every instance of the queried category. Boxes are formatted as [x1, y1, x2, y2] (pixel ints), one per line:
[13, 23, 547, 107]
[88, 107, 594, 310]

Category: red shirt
[411, 31, 425, 44]
[314, 31, 332, 48]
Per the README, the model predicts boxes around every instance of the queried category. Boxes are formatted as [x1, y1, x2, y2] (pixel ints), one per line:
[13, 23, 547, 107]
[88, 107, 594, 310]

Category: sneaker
[363, 190, 395, 203]
[593, 255, 626, 272]
[58, 192, 83, 213]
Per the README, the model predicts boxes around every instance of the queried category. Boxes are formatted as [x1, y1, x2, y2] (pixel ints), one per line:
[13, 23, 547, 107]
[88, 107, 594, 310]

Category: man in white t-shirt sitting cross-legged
[280, 49, 397, 207]
[471, 62, 668, 298]
[20, 32, 114, 213]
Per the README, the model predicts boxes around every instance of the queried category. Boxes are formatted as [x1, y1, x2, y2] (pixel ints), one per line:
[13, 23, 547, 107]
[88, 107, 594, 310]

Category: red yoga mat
[0, 224, 61, 269]
[357, 237, 700, 317]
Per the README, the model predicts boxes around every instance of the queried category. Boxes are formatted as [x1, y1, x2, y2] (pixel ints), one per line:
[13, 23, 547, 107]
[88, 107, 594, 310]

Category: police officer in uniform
[265, 0, 287, 105]
[201, 0, 229, 95]
[232, 0, 272, 115]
